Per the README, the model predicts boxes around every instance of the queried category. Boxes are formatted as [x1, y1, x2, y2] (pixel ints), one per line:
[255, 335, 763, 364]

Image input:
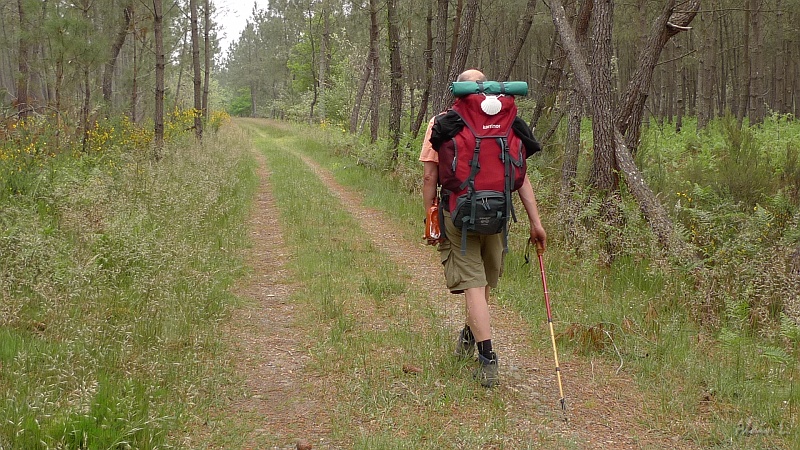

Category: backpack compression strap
[460, 136, 483, 255]
[499, 136, 518, 254]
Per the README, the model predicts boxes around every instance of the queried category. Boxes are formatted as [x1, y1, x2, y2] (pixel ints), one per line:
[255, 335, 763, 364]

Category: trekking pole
[530, 243, 567, 422]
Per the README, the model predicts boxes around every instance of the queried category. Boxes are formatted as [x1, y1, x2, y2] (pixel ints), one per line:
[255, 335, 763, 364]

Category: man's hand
[423, 216, 443, 246]
[530, 223, 547, 255]
[425, 237, 442, 246]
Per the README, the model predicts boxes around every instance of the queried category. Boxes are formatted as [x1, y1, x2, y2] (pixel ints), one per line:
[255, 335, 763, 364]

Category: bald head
[457, 69, 487, 82]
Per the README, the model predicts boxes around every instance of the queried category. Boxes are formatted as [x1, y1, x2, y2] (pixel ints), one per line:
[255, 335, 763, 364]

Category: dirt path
[221, 120, 703, 449]
[219, 147, 334, 449]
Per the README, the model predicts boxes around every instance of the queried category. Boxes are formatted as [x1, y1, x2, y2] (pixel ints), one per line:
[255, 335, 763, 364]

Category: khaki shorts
[438, 211, 505, 293]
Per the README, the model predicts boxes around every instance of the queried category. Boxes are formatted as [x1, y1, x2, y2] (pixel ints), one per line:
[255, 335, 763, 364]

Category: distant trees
[215, 0, 800, 249]
[1, 0, 219, 149]
[219, 0, 800, 140]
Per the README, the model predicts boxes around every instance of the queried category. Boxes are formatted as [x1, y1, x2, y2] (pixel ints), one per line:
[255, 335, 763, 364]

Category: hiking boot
[454, 327, 476, 359]
[474, 352, 499, 388]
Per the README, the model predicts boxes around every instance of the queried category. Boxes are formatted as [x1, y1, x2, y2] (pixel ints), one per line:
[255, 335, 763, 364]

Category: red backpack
[434, 93, 527, 254]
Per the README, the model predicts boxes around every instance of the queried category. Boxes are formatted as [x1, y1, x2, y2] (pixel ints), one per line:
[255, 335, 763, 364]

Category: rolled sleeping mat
[450, 81, 528, 97]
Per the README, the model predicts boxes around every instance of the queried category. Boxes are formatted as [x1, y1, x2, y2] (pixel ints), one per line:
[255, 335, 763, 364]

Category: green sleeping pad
[450, 81, 528, 96]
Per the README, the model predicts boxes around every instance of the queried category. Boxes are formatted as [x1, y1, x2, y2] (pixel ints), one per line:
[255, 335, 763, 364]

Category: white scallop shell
[481, 95, 502, 115]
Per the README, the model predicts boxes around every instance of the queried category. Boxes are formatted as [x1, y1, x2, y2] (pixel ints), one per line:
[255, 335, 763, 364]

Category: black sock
[477, 339, 493, 359]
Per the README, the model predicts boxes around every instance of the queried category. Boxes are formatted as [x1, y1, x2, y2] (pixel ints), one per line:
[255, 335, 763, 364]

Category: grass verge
[0, 126, 257, 448]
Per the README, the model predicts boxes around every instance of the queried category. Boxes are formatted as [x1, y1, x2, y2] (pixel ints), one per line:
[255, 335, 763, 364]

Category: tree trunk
[448, 0, 463, 72]
[81, 66, 90, 152]
[561, 85, 583, 199]
[368, 0, 380, 142]
[550, 0, 689, 250]
[677, 48, 686, 132]
[556, 0, 592, 194]
[131, 4, 138, 123]
[387, 0, 403, 156]
[529, 34, 567, 130]
[697, 6, 715, 130]
[615, 0, 699, 153]
[154, 0, 165, 153]
[318, 0, 330, 120]
[174, 28, 188, 112]
[559, 84, 584, 243]
[430, 0, 449, 114]
[27, 2, 47, 110]
[202, 0, 211, 121]
[191, 0, 203, 140]
[306, 4, 318, 120]
[737, 5, 750, 126]
[349, 55, 371, 134]
[666, 43, 675, 123]
[103, 1, 133, 109]
[80, 0, 92, 153]
[16, 0, 30, 118]
[587, 0, 618, 192]
[747, 0, 764, 124]
[773, 0, 785, 114]
[411, 1, 434, 137]
[444, 0, 479, 88]
[498, 0, 538, 81]
[716, 15, 726, 115]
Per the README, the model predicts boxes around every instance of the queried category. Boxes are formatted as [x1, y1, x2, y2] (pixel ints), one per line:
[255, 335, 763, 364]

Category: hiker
[420, 69, 547, 387]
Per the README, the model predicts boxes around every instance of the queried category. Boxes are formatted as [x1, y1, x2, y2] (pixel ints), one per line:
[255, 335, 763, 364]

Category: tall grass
[0, 116, 256, 448]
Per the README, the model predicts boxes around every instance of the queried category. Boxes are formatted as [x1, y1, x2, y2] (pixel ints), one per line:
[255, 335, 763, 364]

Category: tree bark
[550, 0, 689, 250]
[202, 0, 211, 121]
[559, 0, 592, 202]
[448, 0, 463, 72]
[411, 1, 434, 138]
[430, 0, 450, 114]
[747, 0, 764, 124]
[697, 5, 715, 130]
[174, 29, 187, 112]
[387, 0, 403, 155]
[677, 38, 686, 132]
[587, 0, 618, 192]
[529, 35, 564, 130]
[318, 0, 330, 119]
[191, 0, 203, 140]
[306, 3, 318, 120]
[349, 55, 371, 134]
[131, 4, 139, 123]
[444, 0, 479, 89]
[615, 0, 700, 153]
[773, 0, 785, 114]
[561, 85, 583, 197]
[80, 0, 91, 153]
[154, 0, 166, 153]
[549, 0, 593, 101]
[16, 0, 30, 118]
[737, 5, 750, 126]
[27, 2, 47, 108]
[103, 1, 133, 109]
[559, 84, 584, 242]
[368, 0, 380, 142]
